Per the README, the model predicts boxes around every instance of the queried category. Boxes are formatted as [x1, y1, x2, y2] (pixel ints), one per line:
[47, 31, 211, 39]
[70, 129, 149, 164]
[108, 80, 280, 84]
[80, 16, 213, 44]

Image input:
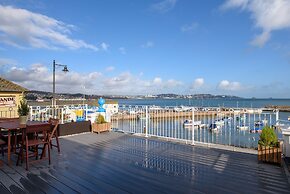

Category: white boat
[288, 116, 290, 121]
[237, 125, 249, 130]
[209, 123, 220, 133]
[183, 120, 202, 128]
[174, 106, 192, 112]
[149, 105, 163, 111]
[214, 119, 225, 126]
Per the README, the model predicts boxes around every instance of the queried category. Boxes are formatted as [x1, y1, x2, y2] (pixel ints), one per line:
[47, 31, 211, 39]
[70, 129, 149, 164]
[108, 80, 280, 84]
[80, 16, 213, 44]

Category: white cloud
[0, 58, 16, 66]
[153, 77, 162, 85]
[119, 47, 126, 54]
[1, 63, 185, 95]
[2, 63, 101, 93]
[164, 79, 183, 88]
[217, 80, 242, 91]
[181, 22, 199, 32]
[191, 78, 204, 89]
[100, 42, 109, 51]
[0, 5, 98, 51]
[222, 0, 290, 47]
[105, 66, 115, 72]
[141, 41, 154, 48]
[152, 0, 177, 13]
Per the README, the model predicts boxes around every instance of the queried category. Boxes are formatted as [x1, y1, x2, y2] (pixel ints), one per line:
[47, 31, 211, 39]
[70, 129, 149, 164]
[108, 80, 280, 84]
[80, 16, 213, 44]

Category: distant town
[26, 90, 242, 101]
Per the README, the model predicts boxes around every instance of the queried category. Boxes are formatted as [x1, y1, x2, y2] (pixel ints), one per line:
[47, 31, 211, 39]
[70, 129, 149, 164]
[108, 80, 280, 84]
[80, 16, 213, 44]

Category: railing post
[29, 106, 33, 121]
[85, 104, 88, 121]
[192, 107, 195, 145]
[276, 109, 279, 123]
[145, 106, 148, 137]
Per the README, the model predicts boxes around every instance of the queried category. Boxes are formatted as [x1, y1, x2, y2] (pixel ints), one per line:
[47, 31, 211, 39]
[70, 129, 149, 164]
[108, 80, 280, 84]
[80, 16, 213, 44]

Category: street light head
[62, 66, 69, 73]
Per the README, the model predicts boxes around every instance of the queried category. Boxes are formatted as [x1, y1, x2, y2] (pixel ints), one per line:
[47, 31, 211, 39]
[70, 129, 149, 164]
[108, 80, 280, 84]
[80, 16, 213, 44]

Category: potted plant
[17, 97, 29, 124]
[258, 126, 282, 165]
[91, 114, 111, 134]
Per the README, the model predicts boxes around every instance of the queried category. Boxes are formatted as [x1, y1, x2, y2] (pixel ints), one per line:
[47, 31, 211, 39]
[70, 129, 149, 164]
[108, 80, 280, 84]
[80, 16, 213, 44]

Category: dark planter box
[58, 121, 91, 136]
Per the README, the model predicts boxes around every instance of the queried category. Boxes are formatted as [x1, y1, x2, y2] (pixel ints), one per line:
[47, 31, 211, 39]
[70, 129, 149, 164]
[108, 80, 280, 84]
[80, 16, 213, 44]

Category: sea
[116, 98, 290, 108]
[116, 98, 290, 120]
[110, 98, 290, 149]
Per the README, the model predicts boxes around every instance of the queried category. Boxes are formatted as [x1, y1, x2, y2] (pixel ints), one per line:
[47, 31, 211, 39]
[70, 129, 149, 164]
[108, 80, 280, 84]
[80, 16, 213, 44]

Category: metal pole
[145, 106, 148, 137]
[52, 60, 56, 107]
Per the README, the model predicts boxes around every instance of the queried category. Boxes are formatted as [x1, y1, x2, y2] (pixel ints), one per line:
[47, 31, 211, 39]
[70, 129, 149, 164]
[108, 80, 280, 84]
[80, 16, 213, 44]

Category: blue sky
[0, 0, 290, 98]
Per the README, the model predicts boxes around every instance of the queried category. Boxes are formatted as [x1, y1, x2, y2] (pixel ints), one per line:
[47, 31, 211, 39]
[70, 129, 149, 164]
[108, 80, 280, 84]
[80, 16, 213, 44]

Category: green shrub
[95, 114, 106, 124]
[17, 97, 29, 116]
[258, 126, 278, 147]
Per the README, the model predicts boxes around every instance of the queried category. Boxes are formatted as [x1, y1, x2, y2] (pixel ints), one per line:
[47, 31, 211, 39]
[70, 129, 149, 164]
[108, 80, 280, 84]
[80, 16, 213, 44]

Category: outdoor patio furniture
[0, 120, 46, 165]
[0, 138, 5, 157]
[16, 123, 52, 170]
[48, 118, 60, 153]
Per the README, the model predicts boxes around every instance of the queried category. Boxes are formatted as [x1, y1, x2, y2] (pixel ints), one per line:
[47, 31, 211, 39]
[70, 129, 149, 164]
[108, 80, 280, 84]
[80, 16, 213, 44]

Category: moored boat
[250, 121, 264, 133]
[209, 123, 220, 133]
[183, 119, 202, 128]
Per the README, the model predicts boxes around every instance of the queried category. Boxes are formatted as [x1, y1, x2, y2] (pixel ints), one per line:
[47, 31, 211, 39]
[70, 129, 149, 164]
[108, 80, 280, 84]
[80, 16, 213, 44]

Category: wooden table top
[0, 121, 47, 131]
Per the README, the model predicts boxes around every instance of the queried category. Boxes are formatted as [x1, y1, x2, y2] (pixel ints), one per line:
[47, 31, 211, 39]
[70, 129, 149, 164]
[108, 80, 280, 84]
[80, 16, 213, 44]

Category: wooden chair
[16, 123, 51, 170]
[0, 139, 5, 157]
[0, 139, 4, 167]
[48, 118, 60, 153]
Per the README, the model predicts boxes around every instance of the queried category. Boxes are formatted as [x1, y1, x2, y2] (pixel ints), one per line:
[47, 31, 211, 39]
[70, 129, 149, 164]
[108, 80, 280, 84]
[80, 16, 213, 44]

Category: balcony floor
[0, 132, 289, 194]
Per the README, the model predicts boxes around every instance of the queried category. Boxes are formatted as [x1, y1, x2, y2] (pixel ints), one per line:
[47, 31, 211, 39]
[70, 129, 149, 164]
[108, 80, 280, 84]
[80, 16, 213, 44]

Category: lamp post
[52, 60, 69, 107]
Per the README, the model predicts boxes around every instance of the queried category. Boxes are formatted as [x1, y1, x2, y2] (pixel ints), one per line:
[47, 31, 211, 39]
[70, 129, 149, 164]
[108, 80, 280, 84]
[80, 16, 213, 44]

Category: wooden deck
[0, 132, 290, 194]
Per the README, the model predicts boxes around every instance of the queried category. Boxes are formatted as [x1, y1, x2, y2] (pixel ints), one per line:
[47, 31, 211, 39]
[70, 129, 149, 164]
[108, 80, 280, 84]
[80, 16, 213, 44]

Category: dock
[112, 109, 262, 121]
[265, 105, 290, 112]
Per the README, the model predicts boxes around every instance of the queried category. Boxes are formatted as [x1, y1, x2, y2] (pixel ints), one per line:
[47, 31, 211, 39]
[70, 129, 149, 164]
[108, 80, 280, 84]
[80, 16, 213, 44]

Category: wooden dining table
[0, 120, 47, 165]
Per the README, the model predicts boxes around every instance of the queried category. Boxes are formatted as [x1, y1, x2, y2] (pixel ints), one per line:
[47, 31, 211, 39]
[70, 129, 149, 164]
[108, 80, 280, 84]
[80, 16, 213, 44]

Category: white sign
[0, 96, 16, 107]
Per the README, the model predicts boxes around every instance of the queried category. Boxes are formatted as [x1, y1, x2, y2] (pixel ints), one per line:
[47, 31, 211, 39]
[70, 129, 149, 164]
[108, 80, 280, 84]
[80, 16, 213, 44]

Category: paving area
[0, 132, 290, 194]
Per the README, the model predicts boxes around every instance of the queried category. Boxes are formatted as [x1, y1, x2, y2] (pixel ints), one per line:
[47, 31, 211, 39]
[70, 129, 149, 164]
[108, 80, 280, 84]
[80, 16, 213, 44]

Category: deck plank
[0, 132, 290, 194]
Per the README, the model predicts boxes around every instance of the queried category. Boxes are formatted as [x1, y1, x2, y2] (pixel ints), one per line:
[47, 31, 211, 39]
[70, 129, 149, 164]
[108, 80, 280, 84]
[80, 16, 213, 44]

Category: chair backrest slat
[25, 123, 52, 134]
[48, 118, 59, 141]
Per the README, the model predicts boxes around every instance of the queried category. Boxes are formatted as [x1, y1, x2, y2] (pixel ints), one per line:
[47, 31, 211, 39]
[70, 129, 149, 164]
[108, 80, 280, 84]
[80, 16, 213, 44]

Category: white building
[104, 101, 119, 115]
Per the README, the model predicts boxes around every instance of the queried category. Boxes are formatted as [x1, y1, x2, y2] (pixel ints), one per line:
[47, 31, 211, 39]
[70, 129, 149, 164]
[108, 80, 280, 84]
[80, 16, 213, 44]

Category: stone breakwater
[264, 105, 290, 112]
[111, 109, 261, 121]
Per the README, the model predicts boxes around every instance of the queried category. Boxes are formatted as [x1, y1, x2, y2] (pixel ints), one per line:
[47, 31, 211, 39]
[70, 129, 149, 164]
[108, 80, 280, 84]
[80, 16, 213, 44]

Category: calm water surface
[117, 98, 290, 108]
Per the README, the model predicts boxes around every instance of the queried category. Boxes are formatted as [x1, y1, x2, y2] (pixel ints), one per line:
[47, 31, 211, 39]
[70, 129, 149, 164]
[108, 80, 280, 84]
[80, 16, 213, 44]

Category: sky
[0, 0, 290, 98]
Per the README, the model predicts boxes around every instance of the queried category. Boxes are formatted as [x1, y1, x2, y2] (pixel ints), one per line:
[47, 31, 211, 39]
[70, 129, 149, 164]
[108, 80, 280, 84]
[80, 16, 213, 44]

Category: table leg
[7, 130, 11, 165]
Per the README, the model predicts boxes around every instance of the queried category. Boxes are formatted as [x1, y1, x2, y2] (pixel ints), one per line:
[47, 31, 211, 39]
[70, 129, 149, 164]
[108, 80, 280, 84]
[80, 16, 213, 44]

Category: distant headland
[26, 90, 242, 101]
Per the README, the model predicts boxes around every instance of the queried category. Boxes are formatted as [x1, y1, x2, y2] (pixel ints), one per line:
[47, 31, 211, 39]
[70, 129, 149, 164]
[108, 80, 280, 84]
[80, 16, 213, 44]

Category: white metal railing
[111, 105, 280, 149]
[27, 103, 286, 149]
[29, 104, 89, 124]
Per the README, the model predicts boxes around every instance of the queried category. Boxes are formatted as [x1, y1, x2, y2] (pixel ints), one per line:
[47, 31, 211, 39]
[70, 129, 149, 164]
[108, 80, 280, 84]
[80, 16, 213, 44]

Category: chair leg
[25, 143, 29, 170]
[47, 143, 51, 165]
[1, 145, 4, 157]
[16, 143, 23, 166]
[35, 145, 38, 160]
[56, 136, 60, 153]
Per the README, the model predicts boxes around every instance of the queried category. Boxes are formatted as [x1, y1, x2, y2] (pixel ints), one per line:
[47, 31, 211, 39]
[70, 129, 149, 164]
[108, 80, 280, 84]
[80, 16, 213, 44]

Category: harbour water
[110, 98, 290, 149]
[113, 108, 279, 149]
[117, 98, 290, 108]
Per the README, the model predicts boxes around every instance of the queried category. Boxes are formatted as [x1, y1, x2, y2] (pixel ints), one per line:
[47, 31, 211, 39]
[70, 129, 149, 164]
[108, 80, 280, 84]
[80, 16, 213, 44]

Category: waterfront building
[0, 77, 28, 118]
[104, 100, 119, 115]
